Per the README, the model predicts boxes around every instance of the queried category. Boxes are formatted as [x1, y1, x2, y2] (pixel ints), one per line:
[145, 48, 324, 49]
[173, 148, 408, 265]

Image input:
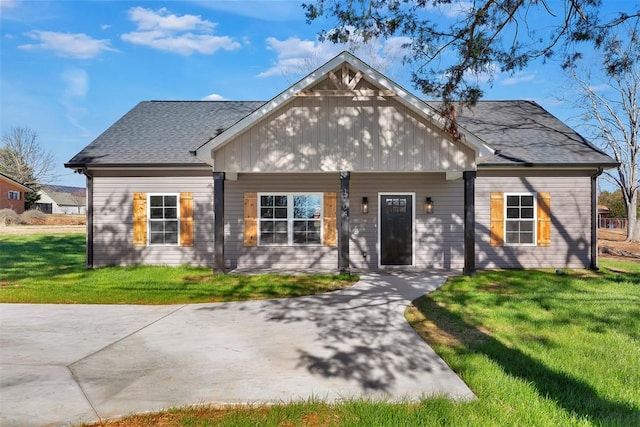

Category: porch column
[463, 171, 476, 275]
[213, 172, 225, 271]
[339, 171, 350, 274]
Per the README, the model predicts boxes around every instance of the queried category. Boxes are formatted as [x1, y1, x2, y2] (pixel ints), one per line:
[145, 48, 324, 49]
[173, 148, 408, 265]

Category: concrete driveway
[0, 272, 473, 427]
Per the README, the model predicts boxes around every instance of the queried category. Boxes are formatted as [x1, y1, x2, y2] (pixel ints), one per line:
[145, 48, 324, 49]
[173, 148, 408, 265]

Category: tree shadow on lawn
[0, 234, 86, 282]
[413, 296, 640, 425]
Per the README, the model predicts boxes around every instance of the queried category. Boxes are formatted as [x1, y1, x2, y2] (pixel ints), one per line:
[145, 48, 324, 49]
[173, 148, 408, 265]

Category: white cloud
[61, 69, 88, 99]
[60, 68, 90, 135]
[128, 6, 214, 32]
[259, 35, 411, 79]
[201, 93, 227, 101]
[0, 0, 19, 10]
[501, 72, 536, 86]
[121, 7, 240, 55]
[19, 31, 116, 59]
[101, 24, 112, 31]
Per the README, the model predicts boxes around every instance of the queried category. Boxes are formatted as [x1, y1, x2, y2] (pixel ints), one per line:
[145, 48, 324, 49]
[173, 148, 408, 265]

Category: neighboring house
[66, 52, 617, 272]
[36, 185, 86, 214]
[0, 172, 32, 214]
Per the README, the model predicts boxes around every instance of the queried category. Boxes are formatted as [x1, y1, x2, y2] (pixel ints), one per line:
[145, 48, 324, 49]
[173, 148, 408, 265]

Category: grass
[0, 233, 356, 304]
[83, 259, 639, 426]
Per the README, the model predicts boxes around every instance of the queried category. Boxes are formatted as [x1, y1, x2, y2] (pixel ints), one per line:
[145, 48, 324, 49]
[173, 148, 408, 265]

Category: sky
[0, 0, 636, 188]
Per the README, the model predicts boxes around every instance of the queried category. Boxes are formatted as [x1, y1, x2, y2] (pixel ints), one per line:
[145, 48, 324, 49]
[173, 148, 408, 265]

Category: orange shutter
[244, 192, 258, 247]
[490, 192, 504, 247]
[180, 192, 194, 247]
[537, 192, 551, 247]
[323, 192, 337, 247]
[133, 193, 147, 247]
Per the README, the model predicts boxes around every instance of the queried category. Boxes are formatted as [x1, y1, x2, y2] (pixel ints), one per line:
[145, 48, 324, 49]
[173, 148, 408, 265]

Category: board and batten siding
[224, 172, 465, 271]
[214, 96, 475, 173]
[91, 170, 214, 267]
[475, 170, 593, 269]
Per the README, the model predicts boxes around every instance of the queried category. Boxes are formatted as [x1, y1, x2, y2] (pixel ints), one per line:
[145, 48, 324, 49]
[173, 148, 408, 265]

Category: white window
[148, 194, 179, 245]
[505, 193, 536, 245]
[259, 193, 322, 245]
[8, 191, 20, 200]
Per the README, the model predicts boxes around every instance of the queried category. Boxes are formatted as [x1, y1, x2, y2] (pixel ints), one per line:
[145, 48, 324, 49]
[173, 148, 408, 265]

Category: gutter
[591, 167, 604, 270]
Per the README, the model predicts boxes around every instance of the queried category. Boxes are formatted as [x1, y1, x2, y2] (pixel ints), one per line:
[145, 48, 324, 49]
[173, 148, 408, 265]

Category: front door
[380, 194, 413, 266]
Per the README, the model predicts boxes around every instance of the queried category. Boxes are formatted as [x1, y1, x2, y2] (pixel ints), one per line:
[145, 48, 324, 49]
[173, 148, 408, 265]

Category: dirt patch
[599, 228, 640, 262]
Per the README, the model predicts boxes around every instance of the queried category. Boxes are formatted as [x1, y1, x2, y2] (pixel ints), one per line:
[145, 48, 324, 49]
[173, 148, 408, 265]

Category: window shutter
[537, 192, 551, 247]
[323, 192, 337, 247]
[244, 192, 258, 247]
[133, 193, 147, 247]
[180, 192, 194, 247]
[490, 192, 504, 247]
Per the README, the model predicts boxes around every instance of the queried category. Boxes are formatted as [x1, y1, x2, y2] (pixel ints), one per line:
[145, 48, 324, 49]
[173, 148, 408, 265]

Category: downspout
[591, 167, 603, 270]
[79, 167, 94, 269]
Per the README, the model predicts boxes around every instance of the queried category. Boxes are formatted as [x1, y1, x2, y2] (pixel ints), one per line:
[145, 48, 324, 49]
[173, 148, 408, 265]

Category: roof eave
[478, 161, 620, 170]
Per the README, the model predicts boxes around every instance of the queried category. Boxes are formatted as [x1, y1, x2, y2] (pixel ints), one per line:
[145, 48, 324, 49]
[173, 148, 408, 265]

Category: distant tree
[303, 0, 640, 134]
[0, 126, 56, 209]
[70, 188, 86, 214]
[599, 190, 627, 218]
[568, 19, 639, 241]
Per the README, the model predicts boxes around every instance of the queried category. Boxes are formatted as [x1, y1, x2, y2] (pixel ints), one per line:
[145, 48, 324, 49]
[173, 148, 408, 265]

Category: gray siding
[349, 173, 465, 271]
[91, 170, 214, 267]
[214, 96, 475, 173]
[475, 170, 593, 269]
[224, 173, 339, 270]
[224, 172, 464, 271]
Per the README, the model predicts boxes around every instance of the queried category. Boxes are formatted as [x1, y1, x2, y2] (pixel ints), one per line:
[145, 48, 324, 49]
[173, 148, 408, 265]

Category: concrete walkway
[0, 272, 474, 427]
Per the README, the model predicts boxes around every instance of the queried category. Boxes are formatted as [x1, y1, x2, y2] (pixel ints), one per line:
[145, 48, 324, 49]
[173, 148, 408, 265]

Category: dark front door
[380, 195, 413, 266]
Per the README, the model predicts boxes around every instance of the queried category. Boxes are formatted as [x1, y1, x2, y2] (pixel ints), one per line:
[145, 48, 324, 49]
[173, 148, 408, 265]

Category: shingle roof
[65, 101, 265, 167]
[40, 185, 86, 206]
[0, 172, 34, 192]
[66, 99, 616, 169]
[447, 100, 617, 167]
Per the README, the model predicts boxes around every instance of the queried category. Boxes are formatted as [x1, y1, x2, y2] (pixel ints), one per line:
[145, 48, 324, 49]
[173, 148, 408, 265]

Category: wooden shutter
[133, 193, 147, 247]
[537, 192, 551, 247]
[244, 192, 258, 247]
[323, 192, 337, 247]
[180, 192, 194, 247]
[490, 192, 504, 247]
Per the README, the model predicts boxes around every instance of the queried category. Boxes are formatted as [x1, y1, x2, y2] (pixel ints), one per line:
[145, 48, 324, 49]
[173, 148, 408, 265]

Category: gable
[195, 52, 494, 169]
[214, 88, 475, 172]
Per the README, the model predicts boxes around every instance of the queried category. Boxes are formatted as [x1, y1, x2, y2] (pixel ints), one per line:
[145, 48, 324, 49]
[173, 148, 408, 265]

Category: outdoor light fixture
[424, 197, 434, 214]
[361, 197, 369, 214]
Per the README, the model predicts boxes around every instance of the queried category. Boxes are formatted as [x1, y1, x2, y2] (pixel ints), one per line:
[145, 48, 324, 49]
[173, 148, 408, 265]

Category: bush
[0, 209, 20, 225]
[19, 209, 47, 225]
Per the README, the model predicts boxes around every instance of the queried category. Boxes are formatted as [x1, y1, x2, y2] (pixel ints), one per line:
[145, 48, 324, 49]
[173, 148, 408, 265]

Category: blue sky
[0, 0, 635, 187]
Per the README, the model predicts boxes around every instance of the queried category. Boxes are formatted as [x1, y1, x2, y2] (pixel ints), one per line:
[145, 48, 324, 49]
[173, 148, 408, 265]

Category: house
[65, 52, 617, 272]
[35, 185, 86, 214]
[0, 172, 32, 214]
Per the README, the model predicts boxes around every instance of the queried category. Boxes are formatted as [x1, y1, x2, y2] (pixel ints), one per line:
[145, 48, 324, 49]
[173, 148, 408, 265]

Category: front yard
[0, 233, 356, 304]
[1, 231, 638, 425]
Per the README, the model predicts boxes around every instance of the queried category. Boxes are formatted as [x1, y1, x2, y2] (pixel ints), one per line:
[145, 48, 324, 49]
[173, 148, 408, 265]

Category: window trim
[504, 192, 537, 247]
[147, 193, 180, 246]
[257, 192, 324, 246]
[8, 190, 20, 200]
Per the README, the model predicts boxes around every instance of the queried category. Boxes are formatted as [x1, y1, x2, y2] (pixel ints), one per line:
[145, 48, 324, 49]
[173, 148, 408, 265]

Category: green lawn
[85, 259, 639, 426]
[0, 233, 356, 304]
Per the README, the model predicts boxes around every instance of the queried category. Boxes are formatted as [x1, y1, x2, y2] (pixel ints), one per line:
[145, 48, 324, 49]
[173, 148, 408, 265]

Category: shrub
[19, 209, 47, 225]
[0, 209, 20, 225]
